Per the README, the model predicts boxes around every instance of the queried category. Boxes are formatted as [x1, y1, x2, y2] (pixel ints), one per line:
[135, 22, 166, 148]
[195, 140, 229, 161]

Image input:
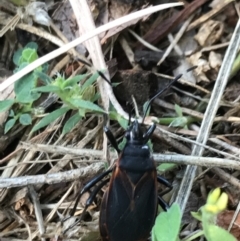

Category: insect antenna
[76, 57, 92, 67]
[97, 70, 112, 86]
[76, 57, 112, 86]
[142, 67, 197, 123]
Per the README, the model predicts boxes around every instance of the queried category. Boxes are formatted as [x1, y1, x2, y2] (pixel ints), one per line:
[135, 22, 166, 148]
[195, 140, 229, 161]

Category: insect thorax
[119, 143, 155, 171]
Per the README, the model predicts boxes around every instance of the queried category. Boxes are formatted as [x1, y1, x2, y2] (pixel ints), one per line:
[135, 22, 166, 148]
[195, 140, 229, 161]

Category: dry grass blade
[0, 14, 20, 37]
[175, 18, 240, 212]
[157, 14, 195, 66]
[69, 0, 110, 162]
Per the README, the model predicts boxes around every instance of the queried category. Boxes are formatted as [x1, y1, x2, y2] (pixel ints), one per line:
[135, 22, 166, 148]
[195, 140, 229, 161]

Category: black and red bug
[64, 68, 195, 241]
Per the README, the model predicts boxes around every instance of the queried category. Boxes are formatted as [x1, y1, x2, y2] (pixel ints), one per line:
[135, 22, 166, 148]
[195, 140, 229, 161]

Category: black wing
[100, 166, 158, 241]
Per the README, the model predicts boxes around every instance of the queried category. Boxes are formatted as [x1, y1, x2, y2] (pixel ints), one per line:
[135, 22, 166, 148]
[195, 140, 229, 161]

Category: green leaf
[22, 48, 38, 63]
[35, 71, 52, 84]
[14, 72, 40, 103]
[13, 42, 38, 66]
[4, 118, 16, 133]
[81, 85, 95, 101]
[108, 111, 128, 129]
[174, 104, 182, 117]
[0, 99, 14, 112]
[92, 92, 100, 102]
[81, 72, 99, 92]
[53, 75, 65, 89]
[152, 203, 181, 241]
[78, 108, 86, 117]
[42, 63, 49, 73]
[19, 114, 32, 125]
[9, 109, 15, 117]
[203, 225, 236, 241]
[117, 115, 128, 129]
[69, 99, 105, 113]
[14, 62, 28, 73]
[169, 117, 188, 128]
[112, 82, 121, 87]
[118, 138, 126, 151]
[32, 85, 60, 93]
[108, 111, 118, 120]
[31, 107, 70, 132]
[147, 139, 153, 151]
[25, 42, 38, 50]
[63, 74, 89, 89]
[143, 101, 150, 117]
[13, 48, 23, 66]
[62, 113, 82, 135]
[191, 211, 202, 222]
[157, 163, 177, 172]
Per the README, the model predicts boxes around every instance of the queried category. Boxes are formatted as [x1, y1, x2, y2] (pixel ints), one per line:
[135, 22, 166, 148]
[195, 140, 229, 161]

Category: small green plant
[0, 42, 44, 133]
[152, 203, 181, 241]
[32, 71, 105, 134]
[190, 188, 236, 241]
[151, 188, 236, 241]
[158, 104, 196, 129]
[0, 42, 105, 134]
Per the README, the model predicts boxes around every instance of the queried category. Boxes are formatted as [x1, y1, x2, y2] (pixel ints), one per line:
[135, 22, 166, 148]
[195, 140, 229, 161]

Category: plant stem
[181, 230, 204, 241]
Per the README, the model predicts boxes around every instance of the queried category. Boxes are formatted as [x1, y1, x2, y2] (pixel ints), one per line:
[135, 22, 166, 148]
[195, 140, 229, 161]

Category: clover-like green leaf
[152, 203, 181, 241]
[13, 48, 23, 66]
[22, 48, 38, 63]
[15, 72, 40, 103]
[24, 42, 38, 50]
[19, 114, 32, 125]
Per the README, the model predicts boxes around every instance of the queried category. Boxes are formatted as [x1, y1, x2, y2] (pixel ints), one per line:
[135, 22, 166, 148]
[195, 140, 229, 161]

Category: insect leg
[157, 175, 172, 188]
[157, 175, 172, 195]
[69, 169, 112, 217]
[64, 178, 110, 233]
[157, 175, 172, 208]
[158, 196, 170, 211]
